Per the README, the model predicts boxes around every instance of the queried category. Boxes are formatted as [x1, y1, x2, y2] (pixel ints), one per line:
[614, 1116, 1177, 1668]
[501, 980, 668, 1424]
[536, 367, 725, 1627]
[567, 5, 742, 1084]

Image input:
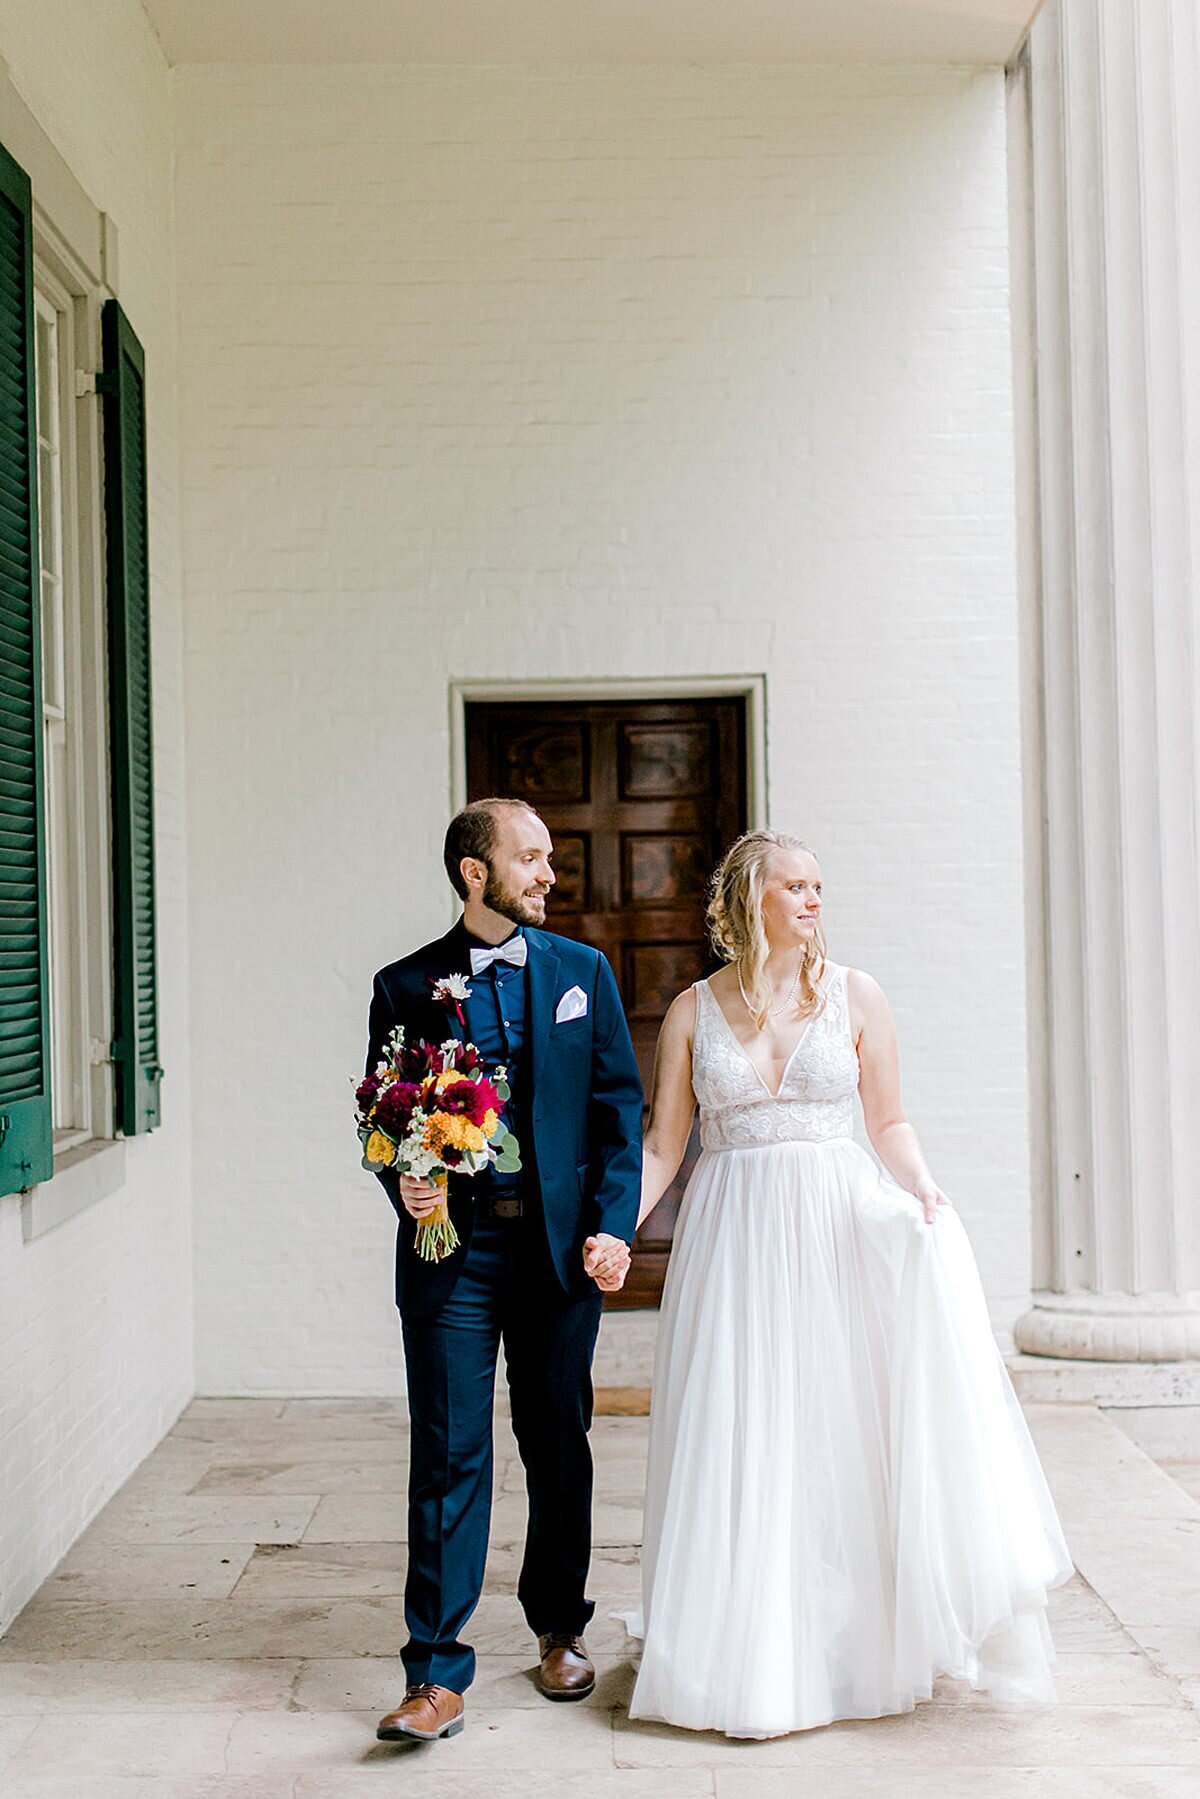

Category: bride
[627, 830, 1072, 1739]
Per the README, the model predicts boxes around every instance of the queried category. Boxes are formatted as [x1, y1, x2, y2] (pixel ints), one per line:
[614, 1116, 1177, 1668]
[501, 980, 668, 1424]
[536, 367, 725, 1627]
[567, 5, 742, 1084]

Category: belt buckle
[490, 1196, 522, 1220]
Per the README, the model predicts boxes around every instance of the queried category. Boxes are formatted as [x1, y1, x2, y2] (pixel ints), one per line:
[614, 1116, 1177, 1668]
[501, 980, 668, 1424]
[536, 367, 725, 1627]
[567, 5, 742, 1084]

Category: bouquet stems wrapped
[417, 1170, 456, 1263]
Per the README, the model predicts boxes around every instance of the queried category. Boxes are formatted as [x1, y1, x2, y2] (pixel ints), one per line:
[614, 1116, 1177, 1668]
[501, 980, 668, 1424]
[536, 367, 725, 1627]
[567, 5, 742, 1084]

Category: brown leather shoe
[537, 1632, 595, 1700]
[376, 1684, 465, 1741]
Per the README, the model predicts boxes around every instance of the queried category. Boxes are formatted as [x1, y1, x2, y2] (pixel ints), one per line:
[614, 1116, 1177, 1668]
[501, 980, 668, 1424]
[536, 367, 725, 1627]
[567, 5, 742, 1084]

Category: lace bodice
[692, 964, 859, 1150]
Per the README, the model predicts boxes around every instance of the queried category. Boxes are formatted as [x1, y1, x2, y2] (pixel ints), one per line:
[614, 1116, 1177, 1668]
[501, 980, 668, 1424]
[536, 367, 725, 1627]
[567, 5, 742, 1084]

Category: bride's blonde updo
[707, 830, 828, 1032]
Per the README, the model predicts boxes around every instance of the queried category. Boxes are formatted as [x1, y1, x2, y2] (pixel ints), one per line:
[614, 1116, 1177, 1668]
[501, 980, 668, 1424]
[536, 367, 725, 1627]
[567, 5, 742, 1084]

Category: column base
[1014, 1292, 1200, 1362]
[1007, 1354, 1200, 1406]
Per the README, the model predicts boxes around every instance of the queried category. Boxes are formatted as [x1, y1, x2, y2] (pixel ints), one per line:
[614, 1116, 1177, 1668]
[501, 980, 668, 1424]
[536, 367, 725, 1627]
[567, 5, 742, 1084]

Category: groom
[365, 797, 643, 1744]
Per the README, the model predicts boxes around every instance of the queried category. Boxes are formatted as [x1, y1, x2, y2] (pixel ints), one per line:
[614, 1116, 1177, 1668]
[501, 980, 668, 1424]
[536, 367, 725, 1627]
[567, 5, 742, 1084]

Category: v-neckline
[703, 976, 824, 1101]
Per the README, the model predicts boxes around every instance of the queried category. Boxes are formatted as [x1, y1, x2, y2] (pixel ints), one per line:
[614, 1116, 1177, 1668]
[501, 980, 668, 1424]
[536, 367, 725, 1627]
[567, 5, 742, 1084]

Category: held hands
[583, 1232, 631, 1293]
[398, 1174, 444, 1220]
[400, 1175, 632, 1291]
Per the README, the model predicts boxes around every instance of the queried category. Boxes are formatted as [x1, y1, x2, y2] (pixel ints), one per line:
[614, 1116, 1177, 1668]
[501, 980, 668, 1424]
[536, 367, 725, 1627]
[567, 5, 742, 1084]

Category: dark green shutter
[0, 141, 52, 1196]
[101, 299, 161, 1134]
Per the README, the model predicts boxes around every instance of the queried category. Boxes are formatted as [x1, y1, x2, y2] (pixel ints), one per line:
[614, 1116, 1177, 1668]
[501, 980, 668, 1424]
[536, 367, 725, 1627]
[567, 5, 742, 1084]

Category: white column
[1014, 0, 1200, 1361]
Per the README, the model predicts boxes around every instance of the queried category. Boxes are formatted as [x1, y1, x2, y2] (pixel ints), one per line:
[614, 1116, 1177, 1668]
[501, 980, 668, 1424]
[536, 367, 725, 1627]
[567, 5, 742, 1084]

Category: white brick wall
[0, 0, 192, 1629]
[175, 63, 1031, 1396]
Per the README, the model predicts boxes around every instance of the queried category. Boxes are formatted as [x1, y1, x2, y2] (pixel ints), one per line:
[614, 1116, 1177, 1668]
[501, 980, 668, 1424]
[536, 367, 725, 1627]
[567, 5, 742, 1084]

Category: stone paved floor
[2, 1318, 1200, 1797]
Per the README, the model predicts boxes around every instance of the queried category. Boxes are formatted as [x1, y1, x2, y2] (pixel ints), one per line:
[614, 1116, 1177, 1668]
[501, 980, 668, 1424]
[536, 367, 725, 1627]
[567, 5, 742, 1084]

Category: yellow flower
[481, 1109, 499, 1137]
[423, 1106, 490, 1159]
[365, 1129, 396, 1167]
[436, 1070, 469, 1092]
[437, 1114, 485, 1154]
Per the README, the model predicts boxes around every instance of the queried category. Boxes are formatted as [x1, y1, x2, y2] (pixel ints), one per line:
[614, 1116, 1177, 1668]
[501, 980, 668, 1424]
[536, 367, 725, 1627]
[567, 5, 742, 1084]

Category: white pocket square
[555, 985, 588, 1024]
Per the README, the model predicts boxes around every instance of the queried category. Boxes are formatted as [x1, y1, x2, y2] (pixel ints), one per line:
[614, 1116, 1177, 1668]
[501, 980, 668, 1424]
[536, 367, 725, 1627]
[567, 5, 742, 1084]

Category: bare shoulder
[844, 966, 893, 1036]
[661, 984, 699, 1045]
[844, 966, 887, 1005]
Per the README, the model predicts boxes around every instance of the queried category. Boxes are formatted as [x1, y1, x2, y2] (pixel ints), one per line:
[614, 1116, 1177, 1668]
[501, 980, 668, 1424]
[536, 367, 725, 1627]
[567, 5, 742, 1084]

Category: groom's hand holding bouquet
[356, 1024, 521, 1263]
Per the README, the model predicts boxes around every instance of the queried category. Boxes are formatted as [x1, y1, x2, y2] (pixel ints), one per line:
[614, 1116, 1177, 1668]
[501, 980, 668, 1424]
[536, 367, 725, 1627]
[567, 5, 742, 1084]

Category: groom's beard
[482, 868, 548, 927]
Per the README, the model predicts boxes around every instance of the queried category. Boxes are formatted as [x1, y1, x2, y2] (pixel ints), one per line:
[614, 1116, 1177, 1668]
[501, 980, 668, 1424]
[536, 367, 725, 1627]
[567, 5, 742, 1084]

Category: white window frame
[29, 230, 117, 1176]
[1, 63, 127, 1241]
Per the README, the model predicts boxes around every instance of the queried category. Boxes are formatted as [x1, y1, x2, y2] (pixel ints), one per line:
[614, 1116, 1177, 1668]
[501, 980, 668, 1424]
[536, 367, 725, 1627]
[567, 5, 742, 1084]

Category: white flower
[431, 973, 471, 1005]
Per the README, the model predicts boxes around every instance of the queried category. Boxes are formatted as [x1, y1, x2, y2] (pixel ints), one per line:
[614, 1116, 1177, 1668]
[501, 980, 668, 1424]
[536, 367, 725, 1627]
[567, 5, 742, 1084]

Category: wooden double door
[465, 696, 747, 1305]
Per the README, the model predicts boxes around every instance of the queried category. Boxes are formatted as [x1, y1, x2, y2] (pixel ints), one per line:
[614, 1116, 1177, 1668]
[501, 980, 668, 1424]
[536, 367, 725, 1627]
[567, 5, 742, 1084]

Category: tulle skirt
[626, 1139, 1073, 1739]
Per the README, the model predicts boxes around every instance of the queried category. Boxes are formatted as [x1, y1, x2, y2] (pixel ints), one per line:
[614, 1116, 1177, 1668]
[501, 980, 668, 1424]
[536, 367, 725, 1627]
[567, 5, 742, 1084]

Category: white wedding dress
[626, 966, 1072, 1740]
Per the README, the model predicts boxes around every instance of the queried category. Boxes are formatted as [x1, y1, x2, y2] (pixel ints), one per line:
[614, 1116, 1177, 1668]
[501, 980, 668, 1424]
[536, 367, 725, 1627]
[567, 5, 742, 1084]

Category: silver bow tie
[469, 937, 528, 975]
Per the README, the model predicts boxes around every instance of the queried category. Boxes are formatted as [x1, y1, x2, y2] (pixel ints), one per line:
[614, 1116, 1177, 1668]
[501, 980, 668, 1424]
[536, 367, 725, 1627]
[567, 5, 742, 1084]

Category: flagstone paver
[1, 1317, 1198, 1798]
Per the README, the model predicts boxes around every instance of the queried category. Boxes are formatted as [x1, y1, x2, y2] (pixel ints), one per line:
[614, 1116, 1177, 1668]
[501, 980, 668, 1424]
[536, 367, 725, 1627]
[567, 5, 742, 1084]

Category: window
[34, 272, 96, 1149]
[0, 132, 161, 1205]
[0, 138, 52, 1195]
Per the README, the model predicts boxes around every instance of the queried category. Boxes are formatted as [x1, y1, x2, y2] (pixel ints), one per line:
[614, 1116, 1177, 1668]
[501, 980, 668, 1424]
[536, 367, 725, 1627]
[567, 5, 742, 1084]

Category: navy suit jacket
[366, 919, 644, 1317]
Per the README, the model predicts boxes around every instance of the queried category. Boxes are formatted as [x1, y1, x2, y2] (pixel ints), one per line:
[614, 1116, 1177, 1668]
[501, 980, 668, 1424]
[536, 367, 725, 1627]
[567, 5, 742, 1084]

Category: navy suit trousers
[399, 1215, 604, 1692]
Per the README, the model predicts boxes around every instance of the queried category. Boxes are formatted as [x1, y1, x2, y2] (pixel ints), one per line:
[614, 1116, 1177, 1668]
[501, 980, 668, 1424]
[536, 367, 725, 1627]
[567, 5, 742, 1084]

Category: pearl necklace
[738, 956, 803, 1017]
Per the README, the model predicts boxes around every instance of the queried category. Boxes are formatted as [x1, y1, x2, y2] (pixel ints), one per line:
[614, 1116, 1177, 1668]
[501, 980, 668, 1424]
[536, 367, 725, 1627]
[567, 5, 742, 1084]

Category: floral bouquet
[355, 1025, 521, 1262]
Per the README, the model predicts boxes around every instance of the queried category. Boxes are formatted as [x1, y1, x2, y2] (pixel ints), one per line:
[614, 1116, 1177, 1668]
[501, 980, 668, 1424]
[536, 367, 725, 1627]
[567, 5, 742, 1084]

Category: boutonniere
[429, 972, 471, 1031]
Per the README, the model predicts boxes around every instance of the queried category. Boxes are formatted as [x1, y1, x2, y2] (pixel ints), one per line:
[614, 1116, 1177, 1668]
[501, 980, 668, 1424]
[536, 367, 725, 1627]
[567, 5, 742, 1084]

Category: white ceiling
[139, 0, 1040, 67]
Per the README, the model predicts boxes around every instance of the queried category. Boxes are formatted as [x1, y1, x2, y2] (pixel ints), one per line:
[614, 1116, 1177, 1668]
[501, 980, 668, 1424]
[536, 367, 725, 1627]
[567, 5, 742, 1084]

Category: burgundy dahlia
[435, 1076, 502, 1126]
[469, 1077, 502, 1122]
[436, 1082, 478, 1120]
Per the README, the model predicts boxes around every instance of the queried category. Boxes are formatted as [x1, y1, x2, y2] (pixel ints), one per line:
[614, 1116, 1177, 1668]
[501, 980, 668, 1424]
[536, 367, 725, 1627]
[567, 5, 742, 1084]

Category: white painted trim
[31, 237, 117, 1170]
[448, 672, 768, 822]
[20, 1138, 127, 1241]
[0, 58, 109, 290]
[1006, 41, 1053, 1294]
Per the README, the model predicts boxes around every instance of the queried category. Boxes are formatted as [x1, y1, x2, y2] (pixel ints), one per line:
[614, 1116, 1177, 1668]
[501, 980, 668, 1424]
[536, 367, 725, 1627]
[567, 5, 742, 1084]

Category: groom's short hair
[444, 798, 542, 898]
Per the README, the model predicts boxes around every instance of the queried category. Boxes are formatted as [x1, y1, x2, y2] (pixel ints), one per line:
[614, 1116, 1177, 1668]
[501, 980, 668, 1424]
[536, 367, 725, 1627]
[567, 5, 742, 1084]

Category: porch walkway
[1, 1319, 1199, 1797]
